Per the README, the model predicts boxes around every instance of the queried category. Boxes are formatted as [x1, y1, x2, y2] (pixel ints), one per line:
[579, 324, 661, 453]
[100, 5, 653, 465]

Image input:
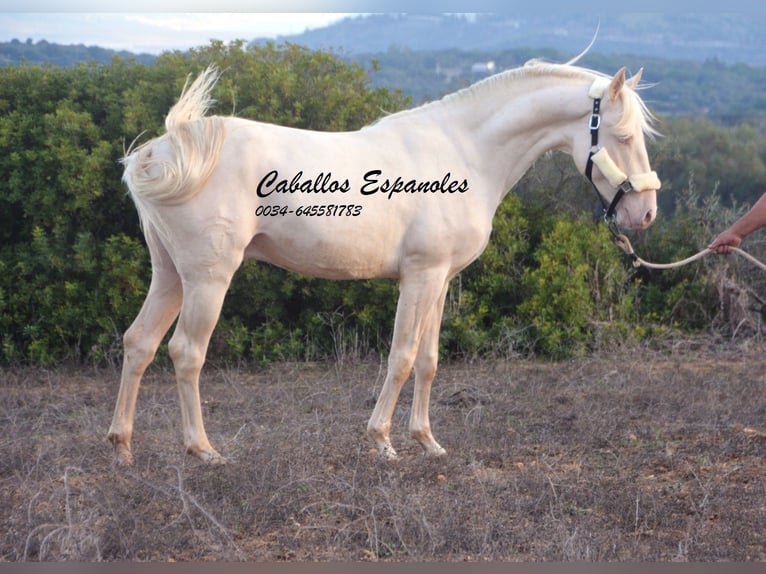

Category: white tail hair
[122, 65, 227, 206]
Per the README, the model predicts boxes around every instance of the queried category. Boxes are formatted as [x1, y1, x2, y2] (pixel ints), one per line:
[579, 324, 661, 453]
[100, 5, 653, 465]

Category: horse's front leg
[409, 280, 450, 457]
[366, 270, 448, 459]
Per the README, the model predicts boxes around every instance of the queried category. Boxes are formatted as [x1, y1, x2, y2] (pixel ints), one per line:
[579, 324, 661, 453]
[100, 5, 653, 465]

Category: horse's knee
[122, 323, 142, 354]
[414, 352, 438, 382]
[168, 333, 206, 375]
[122, 325, 158, 372]
[387, 347, 418, 382]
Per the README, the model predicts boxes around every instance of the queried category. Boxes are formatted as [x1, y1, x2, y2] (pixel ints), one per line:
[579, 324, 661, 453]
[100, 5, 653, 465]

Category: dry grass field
[2, 339, 766, 562]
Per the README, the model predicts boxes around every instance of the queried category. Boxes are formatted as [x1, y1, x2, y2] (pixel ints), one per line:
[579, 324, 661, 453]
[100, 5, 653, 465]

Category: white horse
[108, 61, 660, 465]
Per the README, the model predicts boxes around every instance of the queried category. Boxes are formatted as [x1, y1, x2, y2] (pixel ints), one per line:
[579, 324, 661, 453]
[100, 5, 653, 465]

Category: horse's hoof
[113, 448, 134, 467]
[109, 436, 134, 467]
[425, 444, 447, 457]
[379, 444, 399, 461]
[206, 452, 228, 466]
[188, 446, 228, 466]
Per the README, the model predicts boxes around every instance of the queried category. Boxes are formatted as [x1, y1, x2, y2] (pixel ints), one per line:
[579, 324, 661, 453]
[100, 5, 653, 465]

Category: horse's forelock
[616, 87, 660, 140]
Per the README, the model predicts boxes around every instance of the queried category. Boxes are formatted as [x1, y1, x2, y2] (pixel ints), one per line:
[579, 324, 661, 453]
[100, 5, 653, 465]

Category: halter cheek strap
[585, 78, 661, 225]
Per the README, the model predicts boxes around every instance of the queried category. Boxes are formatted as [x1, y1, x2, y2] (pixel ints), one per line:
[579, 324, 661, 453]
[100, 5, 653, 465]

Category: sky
[0, 12, 357, 55]
[1, 1, 762, 56]
[0, 0, 480, 55]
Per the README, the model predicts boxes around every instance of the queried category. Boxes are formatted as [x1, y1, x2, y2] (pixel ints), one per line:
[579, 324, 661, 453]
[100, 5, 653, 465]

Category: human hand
[708, 230, 743, 254]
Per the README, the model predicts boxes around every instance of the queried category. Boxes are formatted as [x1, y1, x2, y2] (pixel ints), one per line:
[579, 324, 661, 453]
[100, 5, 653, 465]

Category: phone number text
[255, 204, 363, 217]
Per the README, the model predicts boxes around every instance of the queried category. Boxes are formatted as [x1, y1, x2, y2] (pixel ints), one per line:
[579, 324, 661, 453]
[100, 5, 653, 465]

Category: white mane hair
[382, 59, 659, 140]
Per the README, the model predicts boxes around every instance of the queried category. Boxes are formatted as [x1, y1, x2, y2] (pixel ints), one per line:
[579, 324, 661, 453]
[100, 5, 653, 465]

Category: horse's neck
[434, 74, 591, 203]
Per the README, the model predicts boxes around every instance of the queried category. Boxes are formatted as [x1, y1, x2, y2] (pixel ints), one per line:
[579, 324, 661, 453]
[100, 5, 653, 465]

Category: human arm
[709, 193, 766, 254]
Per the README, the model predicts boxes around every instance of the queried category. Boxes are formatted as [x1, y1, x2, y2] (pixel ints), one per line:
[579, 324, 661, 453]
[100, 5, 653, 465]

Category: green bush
[628, 180, 725, 330]
[518, 216, 639, 358]
[441, 192, 529, 358]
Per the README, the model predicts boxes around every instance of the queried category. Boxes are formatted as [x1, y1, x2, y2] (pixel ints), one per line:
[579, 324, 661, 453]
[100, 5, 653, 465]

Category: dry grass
[2, 340, 766, 561]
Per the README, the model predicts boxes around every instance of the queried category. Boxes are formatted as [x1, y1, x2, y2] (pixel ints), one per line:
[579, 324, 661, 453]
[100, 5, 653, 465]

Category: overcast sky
[0, 12, 358, 54]
[2, 0, 761, 56]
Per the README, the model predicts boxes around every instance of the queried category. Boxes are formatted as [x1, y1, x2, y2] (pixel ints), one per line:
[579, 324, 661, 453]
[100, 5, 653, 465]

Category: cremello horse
[108, 61, 660, 465]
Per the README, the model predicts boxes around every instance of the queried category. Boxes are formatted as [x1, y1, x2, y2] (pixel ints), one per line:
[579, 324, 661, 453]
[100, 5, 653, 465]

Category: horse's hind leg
[167, 258, 240, 464]
[108, 227, 182, 465]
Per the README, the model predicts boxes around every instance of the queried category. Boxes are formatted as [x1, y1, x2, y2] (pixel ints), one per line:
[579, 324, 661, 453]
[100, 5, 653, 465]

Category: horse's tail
[122, 65, 226, 207]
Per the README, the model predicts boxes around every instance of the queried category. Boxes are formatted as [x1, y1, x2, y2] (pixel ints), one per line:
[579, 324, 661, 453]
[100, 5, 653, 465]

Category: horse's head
[576, 67, 660, 231]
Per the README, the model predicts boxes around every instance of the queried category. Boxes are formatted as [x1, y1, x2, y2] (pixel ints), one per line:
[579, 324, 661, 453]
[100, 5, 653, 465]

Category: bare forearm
[709, 193, 766, 254]
[727, 193, 766, 238]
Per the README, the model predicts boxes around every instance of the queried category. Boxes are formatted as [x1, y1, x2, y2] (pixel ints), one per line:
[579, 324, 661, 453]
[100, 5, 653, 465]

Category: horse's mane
[379, 60, 658, 139]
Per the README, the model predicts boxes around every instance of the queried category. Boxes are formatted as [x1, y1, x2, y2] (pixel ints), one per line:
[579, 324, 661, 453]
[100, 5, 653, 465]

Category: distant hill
[256, 13, 766, 66]
[251, 13, 766, 119]
[5, 14, 766, 122]
[0, 38, 155, 67]
[6, 13, 766, 69]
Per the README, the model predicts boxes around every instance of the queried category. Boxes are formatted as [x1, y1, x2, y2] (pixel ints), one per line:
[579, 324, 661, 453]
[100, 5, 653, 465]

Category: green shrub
[441, 192, 529, 358]
[518, 216, 638, 358]
[628, 180, 725, 330]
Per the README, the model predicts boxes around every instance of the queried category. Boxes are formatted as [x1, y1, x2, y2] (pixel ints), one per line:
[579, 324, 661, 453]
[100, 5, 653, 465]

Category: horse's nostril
[643, 209, 655, 226]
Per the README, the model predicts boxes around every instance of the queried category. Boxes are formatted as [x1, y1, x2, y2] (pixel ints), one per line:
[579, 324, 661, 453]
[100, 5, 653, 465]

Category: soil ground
[2, 340, 766, 561]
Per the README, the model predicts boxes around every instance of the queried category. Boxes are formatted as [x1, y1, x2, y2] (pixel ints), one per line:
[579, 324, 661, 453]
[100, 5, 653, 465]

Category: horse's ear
[627, 68, 644, 90]
[609, 67, 627, 100]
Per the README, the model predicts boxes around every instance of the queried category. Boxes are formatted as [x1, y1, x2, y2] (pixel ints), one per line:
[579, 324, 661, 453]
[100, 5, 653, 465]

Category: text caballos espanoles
[256, 170, 469, 200]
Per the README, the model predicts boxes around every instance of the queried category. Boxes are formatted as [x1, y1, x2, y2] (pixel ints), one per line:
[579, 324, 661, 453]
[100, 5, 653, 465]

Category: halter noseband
[585, 78, 660, 232]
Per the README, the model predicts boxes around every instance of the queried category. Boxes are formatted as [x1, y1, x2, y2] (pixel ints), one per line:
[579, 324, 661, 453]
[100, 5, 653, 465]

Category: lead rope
[612, 233, 766, 272]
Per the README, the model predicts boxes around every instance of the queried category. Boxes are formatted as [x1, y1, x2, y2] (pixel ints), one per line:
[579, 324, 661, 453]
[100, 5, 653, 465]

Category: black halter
[584, 95, 636, 233]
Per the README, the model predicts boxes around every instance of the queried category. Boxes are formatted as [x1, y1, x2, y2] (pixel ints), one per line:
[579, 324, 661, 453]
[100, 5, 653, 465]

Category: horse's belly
[245, 229, 399, 280]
